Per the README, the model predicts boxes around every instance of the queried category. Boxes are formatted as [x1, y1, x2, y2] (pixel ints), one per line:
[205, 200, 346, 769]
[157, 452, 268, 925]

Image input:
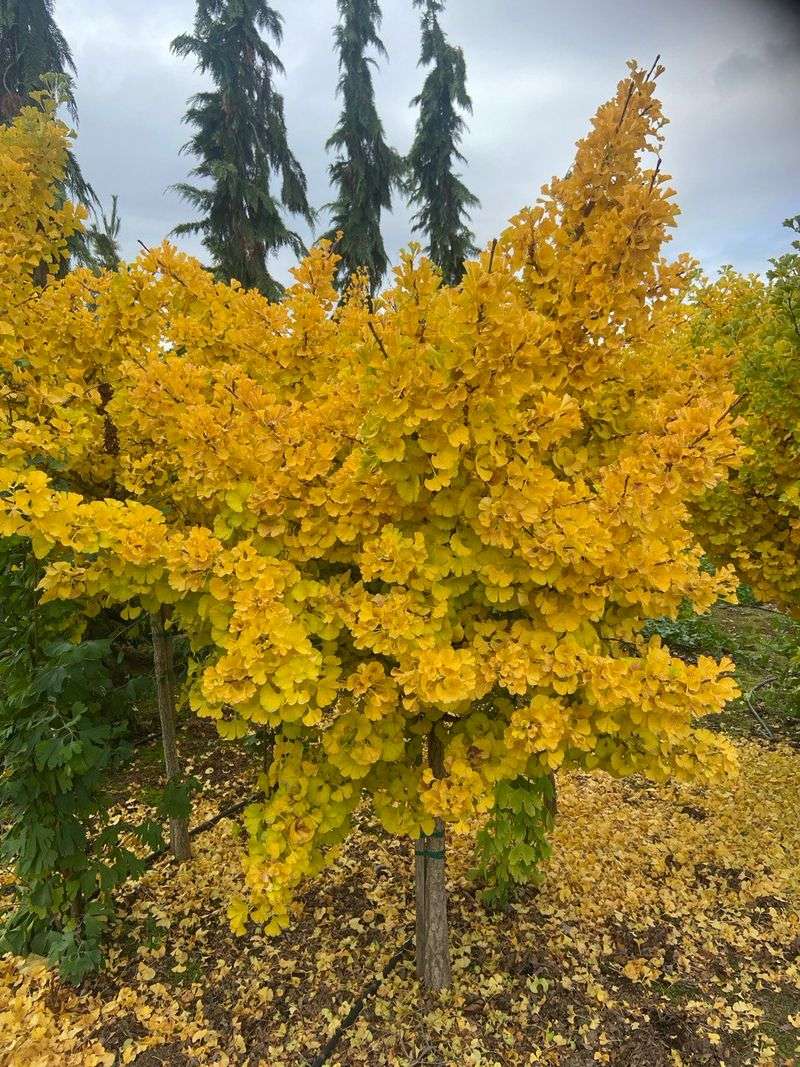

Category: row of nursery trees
[1, 61, 800, 987]
[1, 0, 479, 295]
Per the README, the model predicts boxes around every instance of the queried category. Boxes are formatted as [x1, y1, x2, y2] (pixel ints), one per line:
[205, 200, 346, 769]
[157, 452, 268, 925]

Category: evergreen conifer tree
[171, 0, 314, 299]
[0, 2, 94, 206]
[0, 0, 75, 121]
[406, 0, 478, 285]
[325, 0, 403, 295]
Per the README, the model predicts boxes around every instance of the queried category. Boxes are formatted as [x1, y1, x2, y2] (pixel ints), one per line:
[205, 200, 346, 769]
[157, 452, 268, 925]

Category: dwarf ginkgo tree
[1, 64, 742, 989]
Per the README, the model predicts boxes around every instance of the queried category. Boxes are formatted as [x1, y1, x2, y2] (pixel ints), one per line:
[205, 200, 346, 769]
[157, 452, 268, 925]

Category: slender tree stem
[151, 607, 191, 862]
[415, 727, 452, 989]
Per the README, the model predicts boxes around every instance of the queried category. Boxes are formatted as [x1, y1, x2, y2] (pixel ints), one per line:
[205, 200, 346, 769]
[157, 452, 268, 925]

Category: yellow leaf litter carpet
[1, 739, 798, 1066]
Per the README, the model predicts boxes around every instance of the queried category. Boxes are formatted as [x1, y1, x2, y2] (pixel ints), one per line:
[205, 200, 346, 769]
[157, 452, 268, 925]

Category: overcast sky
[58, 0, 799, 283]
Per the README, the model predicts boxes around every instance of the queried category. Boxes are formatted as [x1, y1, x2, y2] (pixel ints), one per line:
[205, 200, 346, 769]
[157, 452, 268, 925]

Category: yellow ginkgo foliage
[1, 64, 742, 937]
[692, 229, 800, 617]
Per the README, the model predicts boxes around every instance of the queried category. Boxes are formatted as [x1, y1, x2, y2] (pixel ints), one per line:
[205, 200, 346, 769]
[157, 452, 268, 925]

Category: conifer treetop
[325, 0, 404, 294]
[172, 0, 314, 299]
[406, 0, 479, 285]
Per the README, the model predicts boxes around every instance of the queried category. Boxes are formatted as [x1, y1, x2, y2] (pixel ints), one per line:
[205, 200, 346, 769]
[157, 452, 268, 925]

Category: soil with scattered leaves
[1, 724, 799, 1066]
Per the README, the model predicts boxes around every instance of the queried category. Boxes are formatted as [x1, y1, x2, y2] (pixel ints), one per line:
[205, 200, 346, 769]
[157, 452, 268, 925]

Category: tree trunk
[150, 607, 191, 862]
[69, 889, 84, 926]
[415, 730, 452, 989]
[545, 770, 558, 822]
[415, 832, 427, 978]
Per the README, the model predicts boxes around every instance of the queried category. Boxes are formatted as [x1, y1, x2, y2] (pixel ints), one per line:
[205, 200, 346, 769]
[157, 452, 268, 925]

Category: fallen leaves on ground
[1, 739, 799, 1066]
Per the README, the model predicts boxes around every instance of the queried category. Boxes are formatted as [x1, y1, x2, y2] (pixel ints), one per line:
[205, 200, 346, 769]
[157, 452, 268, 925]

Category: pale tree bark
[150, 607, 191, 862]
[415, 730, 452, 989]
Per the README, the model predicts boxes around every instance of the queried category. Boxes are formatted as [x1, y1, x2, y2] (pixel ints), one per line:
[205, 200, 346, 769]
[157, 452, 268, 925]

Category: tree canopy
[0, 0, 76, 122]
[171, 0, 314, 299]
[325, 0, 404, 294]
[693, 217, 800, 616]
[406, 0, 479, 285]
[1, 64, 743, 953]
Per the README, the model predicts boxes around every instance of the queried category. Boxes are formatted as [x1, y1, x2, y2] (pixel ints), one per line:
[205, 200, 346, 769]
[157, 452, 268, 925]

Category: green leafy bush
[0, 538, 160, 983]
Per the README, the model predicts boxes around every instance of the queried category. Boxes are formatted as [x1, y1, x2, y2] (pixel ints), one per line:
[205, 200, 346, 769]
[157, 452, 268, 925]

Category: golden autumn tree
[1, 64, 743, 989]
[692, 221, 800, 617]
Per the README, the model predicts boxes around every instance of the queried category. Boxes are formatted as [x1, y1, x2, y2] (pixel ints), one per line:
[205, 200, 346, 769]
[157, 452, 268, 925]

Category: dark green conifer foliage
[0, 0, 76, 120]
[172, 0, 314, 300]
[325, 0, 403, 295]
[406, 0, 479, 285]
[0, 2, 94, 206]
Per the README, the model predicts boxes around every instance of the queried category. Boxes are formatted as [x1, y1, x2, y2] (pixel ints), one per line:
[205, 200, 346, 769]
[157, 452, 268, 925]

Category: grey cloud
[714, 32, 800, 91]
